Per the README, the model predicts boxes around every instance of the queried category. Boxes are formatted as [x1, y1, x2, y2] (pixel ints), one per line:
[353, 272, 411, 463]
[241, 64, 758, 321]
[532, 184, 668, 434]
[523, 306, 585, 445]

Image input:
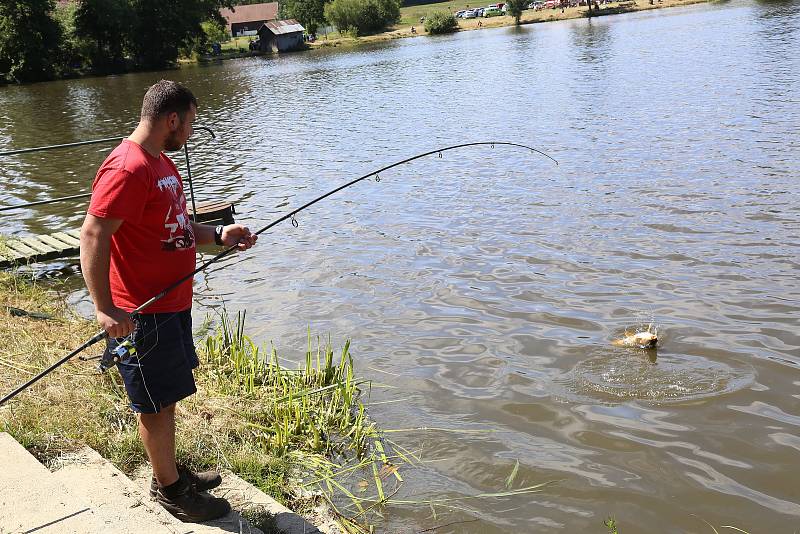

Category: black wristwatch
[214, 225, 224, 246]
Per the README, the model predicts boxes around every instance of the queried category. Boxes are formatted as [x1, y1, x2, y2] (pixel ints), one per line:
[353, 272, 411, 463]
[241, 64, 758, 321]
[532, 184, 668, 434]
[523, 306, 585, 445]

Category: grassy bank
[0, 271, 387, 532]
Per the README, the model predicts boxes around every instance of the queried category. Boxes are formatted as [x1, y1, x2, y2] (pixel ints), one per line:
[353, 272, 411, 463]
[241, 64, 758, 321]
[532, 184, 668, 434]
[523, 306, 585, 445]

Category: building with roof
[219, 2, 279, 37]
[256, 20, 305, 52]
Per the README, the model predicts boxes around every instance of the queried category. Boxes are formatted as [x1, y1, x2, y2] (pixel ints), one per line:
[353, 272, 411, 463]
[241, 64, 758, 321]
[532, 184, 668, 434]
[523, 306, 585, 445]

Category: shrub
[424, 11, 458, 34]
[324, 0, 401, 36]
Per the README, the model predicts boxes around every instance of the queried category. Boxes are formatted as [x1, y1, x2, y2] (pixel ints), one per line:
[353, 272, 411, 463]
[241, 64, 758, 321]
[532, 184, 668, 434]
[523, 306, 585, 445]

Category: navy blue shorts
[106, 309, 199, 414]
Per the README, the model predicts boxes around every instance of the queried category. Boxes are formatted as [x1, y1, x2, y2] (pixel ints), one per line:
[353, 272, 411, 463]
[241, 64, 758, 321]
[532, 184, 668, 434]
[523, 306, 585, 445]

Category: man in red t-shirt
[80, 80, 256, 523]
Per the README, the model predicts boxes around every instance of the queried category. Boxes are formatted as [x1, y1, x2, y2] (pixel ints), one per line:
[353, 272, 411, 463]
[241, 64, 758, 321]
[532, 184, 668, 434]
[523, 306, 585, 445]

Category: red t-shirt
[88, 140, 195, 313]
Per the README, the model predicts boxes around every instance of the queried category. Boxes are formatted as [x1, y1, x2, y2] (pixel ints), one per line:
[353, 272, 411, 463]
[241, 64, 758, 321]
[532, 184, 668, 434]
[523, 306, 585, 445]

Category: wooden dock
[0, 200, 236, 269]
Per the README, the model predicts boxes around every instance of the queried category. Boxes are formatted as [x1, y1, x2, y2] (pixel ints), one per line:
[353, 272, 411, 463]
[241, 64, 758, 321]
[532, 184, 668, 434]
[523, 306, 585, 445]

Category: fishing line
[0, 141, 557, 406]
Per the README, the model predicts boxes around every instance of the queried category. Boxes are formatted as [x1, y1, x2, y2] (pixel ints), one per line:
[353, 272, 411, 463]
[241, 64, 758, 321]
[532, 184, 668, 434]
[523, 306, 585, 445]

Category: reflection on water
[2, 0, 800, 531]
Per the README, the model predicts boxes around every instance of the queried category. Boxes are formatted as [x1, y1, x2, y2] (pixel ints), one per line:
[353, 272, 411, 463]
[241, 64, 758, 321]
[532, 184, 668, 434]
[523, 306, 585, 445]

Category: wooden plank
[201, 202, 231, 211]
[197, 199, 228, 207]
[191, 206, 224, 216]
[46, 232, 80, 248]
[20, 237, 57, 255]
[65, 229, 82, 240]
[0, 231, 81, 268]
[190, 205, 236, 224]
[51, 232, 80, 247]
[21, 237, 66, 263]
[5, 239, 40, 258]
[195, 209, 227, 218]
[0, 244, 26, 262]
[37, 234, 75, 253]
[189, 200, 234, 213]
[195, 208, 223, 216]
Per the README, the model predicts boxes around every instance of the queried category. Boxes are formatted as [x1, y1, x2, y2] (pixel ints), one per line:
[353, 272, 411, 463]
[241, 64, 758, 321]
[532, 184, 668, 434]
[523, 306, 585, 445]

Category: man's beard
[164, 132, 183, 152]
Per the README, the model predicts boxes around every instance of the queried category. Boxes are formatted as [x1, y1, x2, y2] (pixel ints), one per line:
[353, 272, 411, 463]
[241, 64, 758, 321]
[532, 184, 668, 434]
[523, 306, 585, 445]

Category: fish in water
[612, 325, 658, 349]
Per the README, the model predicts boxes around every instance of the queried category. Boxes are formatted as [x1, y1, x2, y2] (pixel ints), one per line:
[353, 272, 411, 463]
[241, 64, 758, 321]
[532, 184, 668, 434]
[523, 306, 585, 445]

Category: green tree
[423, 11, 457, 34]
[281, 0, 328, 36]
[504, 0, 527, 24]
[0, 0, 65, 83]
[74, 0, 133, 73]
[127, 0, 233, 69]
[324, 0, 399, 36]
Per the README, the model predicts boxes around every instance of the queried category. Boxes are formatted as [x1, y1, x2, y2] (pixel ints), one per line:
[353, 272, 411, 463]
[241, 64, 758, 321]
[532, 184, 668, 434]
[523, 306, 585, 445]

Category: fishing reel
[81, 338, 138, 372]
[99, 339, 138, 372]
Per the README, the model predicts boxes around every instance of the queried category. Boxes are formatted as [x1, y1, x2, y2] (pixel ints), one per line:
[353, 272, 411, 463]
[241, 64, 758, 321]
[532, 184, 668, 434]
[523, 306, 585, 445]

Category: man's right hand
[96, 306, 135, 338]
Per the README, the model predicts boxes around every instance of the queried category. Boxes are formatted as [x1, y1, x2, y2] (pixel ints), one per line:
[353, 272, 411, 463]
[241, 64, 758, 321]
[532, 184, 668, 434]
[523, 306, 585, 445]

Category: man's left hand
[222, 224, 257, 250]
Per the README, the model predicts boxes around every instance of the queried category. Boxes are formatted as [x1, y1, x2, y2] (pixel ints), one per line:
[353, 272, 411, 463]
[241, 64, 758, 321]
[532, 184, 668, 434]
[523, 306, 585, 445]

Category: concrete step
[50, 447, 195, 534]
[1, 431, 338, 534]
[53, 447, 266, 534]
[0, 432, 111, 533]
[132, 465, 329, 534]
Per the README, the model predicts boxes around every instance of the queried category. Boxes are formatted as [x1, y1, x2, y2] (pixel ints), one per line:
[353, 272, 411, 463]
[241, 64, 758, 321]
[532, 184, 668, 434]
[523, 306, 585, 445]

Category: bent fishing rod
[0, 141, 557, 406]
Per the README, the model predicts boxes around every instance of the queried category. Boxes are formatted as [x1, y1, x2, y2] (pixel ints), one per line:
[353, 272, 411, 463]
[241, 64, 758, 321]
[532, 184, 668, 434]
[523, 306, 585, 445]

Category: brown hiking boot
[155, 472, 231, 523]
[150, 465, 223, 498]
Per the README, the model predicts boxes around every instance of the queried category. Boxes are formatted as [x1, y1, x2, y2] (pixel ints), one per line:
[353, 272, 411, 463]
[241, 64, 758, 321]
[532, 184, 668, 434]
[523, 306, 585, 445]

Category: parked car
[483, 6, 503, 16]
[456, 9, 467, 17]
[475, 7, 485, 15]
[463, 9, 477, 17]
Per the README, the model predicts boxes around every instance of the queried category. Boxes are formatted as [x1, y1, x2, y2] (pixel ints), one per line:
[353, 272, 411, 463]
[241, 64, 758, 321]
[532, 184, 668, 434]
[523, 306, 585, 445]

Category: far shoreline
[283, 0, 712, 52]
[194, 0, 712, 62]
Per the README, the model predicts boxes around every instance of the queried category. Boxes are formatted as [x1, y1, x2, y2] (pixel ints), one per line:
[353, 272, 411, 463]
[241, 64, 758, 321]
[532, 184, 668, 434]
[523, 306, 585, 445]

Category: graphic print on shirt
[157, 174, 195, 251]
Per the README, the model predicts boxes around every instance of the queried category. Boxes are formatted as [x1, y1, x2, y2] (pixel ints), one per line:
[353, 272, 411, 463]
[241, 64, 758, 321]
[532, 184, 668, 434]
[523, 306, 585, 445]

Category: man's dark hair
[140, 80, 197, 120]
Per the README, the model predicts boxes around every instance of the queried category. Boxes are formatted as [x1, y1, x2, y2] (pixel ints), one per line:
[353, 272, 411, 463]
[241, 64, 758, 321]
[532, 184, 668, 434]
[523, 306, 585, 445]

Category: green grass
[220, 35, 257, 53]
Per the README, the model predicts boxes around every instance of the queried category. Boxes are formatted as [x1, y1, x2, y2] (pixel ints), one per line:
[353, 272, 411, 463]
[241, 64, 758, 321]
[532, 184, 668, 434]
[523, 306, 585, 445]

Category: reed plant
[200, 308, 374, 458]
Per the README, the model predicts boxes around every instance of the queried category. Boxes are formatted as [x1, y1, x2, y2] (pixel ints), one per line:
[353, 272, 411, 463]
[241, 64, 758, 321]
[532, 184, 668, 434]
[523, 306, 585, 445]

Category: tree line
[0, 0, 237, 83]
[0, 0, 401, 84]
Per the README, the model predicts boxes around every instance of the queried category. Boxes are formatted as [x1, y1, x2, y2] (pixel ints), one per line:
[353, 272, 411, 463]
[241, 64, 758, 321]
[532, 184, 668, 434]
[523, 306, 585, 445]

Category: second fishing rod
[0, 141, 557, 406]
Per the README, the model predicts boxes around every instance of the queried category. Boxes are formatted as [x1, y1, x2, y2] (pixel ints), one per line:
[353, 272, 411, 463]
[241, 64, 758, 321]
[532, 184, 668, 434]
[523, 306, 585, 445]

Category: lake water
[1, 0, 799, 531]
